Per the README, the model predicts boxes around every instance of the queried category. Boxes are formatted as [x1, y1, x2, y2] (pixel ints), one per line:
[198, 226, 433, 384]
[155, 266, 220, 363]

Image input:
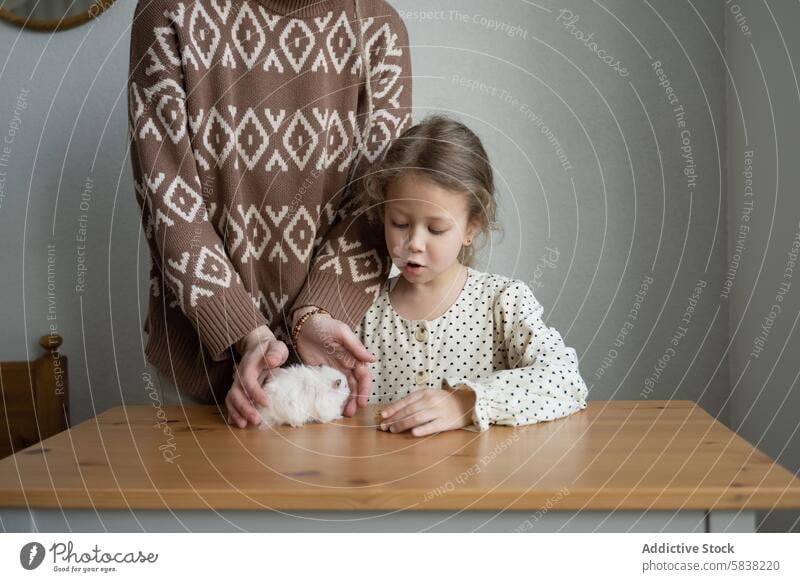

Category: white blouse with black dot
[355, 267, 589, 432]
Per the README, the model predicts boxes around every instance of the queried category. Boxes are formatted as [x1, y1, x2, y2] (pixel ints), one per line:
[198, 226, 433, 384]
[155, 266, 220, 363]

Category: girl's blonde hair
[355, 115, 502, 267]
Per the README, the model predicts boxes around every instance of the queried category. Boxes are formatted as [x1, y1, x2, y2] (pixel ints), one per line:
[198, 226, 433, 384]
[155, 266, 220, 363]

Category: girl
[352, 115, 588, 435]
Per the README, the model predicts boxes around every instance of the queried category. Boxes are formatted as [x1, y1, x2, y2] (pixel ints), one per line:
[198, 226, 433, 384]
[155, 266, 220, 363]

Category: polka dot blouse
[355, 267, 589, 432]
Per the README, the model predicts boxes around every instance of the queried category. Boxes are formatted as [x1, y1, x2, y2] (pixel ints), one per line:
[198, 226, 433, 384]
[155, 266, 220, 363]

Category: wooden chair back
[0, 334, 69, 458]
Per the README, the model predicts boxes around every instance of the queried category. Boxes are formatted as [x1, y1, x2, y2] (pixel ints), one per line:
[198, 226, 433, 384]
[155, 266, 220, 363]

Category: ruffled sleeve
[443, 280, 588, 432]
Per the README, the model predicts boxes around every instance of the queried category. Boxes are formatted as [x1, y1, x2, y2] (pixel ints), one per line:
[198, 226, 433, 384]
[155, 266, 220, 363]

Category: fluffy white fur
[256, 364, 351, 428]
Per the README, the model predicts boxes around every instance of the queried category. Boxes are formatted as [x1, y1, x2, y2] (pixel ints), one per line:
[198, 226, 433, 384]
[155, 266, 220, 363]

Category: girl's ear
[464, 219, 481, 245]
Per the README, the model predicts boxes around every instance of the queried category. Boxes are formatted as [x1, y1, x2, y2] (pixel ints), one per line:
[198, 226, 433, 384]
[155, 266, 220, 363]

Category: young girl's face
[383, 171, 478, 284]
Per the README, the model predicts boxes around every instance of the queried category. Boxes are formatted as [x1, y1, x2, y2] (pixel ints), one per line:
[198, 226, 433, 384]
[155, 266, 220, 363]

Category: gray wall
[725, 0, 800, 533]
[0, 0, 794, 531]
[0, 2, 142, 423]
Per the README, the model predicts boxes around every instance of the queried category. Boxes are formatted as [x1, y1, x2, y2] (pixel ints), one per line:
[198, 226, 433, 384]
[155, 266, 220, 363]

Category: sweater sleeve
[128, 0, 266, 362]
[289, 8, 413, 328]
[442, 281, 589, 432]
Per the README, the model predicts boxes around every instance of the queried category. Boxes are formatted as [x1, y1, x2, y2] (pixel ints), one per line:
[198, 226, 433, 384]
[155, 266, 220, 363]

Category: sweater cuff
[193, 283, 268, 361]
[443, 378, 491, 432]
[290, 272, 380, 330]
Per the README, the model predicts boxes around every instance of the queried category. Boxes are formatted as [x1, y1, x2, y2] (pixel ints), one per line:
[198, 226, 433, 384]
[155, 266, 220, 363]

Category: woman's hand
[292, 308, 376, 417]
[225, 325, 288, 428]
[378, 386, 476, 437]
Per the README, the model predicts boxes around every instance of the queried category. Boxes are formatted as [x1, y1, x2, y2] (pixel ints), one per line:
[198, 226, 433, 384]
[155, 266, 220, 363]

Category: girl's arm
[442, 280, 589, 432]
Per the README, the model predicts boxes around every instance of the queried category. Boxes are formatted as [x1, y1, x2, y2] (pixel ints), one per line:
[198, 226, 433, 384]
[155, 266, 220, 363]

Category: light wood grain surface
[0, 401, 798, 511]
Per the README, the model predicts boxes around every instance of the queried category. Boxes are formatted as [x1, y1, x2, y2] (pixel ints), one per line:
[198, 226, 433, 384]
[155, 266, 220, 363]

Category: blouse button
[416, 370, 428, 384]
[415, 327, 428, 342]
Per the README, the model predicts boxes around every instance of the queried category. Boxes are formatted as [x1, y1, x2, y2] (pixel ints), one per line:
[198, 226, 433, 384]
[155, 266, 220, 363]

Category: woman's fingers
[336, 326, 377, 363]
[227, 406, 246, 429]
[238, 356, 268, 408]
[353, 363, 372, 407]
[343, 397, 356, 417]
[233, 338, 287, 410]
[263, 339, 289, 368]
[342, 370, 358, 417]
[228, 382, 262, 426]
[245, 341, 284, 404]
[225, 388, 248, 428]
[249, 339, 288, 405]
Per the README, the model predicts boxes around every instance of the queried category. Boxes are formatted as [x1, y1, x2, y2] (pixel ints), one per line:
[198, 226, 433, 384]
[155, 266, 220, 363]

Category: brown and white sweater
[128, 0, 412, 402]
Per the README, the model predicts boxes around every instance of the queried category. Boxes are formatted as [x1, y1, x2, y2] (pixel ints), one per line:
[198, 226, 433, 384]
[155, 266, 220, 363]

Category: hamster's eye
[333, 379, 341, 389]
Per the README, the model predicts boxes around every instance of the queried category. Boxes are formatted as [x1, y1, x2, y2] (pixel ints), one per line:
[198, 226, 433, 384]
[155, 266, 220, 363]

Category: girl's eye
[429, 229, 447, 235]
[391, 222, 408, 229]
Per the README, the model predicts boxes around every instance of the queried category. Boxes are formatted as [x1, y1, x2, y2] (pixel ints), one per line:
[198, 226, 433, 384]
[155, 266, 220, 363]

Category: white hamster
[256, 364, 351, 428]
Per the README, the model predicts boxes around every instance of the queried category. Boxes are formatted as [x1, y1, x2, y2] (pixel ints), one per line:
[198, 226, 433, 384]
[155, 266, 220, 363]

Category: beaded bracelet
[291, 307, 331, 347]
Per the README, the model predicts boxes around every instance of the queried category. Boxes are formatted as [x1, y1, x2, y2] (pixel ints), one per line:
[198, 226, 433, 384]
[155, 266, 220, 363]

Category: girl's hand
[293, 310, 377, 417]
[379, 386, 476, 437]
[226, 326, 289, 428]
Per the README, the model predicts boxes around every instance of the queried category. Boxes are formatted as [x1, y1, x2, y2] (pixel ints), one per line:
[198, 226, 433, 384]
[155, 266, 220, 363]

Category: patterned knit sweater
[128, 0, 412, 402]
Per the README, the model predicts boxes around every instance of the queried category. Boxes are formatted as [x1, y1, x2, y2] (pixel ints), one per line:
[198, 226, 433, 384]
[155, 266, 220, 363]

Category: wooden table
[1, 401, 798, 532]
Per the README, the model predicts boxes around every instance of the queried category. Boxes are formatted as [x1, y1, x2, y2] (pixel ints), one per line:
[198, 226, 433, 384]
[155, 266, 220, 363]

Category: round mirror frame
[0, 0, 117, 32]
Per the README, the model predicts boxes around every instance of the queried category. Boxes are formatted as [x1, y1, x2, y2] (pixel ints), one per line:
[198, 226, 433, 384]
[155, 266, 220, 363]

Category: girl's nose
[407, 228, 425, 252]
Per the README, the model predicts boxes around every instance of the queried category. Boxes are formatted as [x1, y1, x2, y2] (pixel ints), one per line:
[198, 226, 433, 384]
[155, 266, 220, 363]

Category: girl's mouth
[403, 261, 425, 273]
